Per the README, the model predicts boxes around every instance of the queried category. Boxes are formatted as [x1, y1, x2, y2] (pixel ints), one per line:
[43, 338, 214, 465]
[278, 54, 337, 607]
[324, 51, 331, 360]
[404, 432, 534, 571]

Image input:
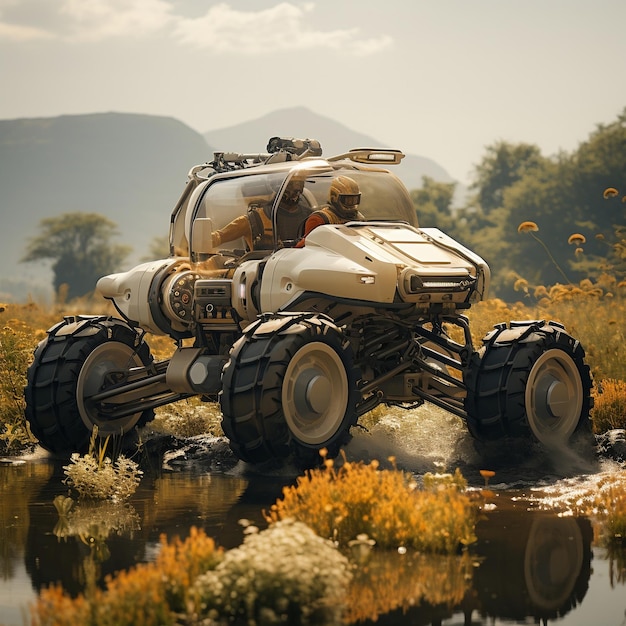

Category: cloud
[0, 19, 53, 42]
[0, 0, 392, 56]
[59, 0, 174, 41]
[0, 0, 56, 41]
[173, 2, 393, 56]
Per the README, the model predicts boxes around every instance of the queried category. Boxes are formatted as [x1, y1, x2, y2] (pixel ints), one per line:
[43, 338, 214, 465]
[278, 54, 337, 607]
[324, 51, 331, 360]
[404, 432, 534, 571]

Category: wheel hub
[77, 343, 145, 436]
[525, 348, 583, 443]
[294, 371, 332, 417]
[282, 341, 349, 445]
[544, 379, 570, 418]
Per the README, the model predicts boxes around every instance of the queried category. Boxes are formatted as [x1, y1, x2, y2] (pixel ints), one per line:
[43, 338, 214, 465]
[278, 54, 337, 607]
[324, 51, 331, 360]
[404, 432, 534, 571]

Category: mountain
[0, 112, 213, 301]
[204, 106, 454, 191]
[0, 108, 457, 302]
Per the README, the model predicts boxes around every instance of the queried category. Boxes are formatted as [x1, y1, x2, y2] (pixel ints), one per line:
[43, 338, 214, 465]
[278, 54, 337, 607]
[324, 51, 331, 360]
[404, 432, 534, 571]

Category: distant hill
[0, 112, 213, 301]
[204, 106, 454, 192]
[0, 109, 458, 302]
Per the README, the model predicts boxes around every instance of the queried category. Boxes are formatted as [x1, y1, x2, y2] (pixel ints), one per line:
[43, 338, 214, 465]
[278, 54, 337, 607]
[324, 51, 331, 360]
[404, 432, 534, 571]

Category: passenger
[296, 175, 363, 246]
[212, 179, 311, 251]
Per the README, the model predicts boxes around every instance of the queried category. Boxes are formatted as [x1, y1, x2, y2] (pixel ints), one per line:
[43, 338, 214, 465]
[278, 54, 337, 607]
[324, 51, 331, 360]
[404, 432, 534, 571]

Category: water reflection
[0, 453, 624, 625]
[345, 550, 475, 624]
[346, 505, 593, 625]
[51, 496, 141, 593]
[467, 507, 593, 623]
[17, 459, 284, 600]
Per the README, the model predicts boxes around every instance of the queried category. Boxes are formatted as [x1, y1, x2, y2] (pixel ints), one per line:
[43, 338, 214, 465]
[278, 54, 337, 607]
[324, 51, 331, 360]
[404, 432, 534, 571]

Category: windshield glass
[302, 168, 417, 224]
[180, 161, 417, 258]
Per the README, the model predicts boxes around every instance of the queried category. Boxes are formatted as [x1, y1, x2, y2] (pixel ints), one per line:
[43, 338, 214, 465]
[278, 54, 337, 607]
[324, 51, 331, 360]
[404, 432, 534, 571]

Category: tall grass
[2, 283, 625, 456]
[466, 286, 626, 382]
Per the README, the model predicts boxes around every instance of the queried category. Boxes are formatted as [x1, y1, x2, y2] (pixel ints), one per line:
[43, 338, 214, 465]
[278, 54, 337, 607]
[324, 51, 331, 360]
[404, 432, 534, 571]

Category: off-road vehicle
[24, 137, 594, 468]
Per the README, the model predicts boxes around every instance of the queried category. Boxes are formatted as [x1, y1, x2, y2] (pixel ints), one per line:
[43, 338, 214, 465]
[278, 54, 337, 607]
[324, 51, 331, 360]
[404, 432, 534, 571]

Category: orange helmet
[329, 176, 361, 213]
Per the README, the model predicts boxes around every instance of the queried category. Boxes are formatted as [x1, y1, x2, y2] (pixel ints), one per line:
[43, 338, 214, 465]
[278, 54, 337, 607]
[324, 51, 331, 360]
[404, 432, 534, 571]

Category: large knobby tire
[24, 316, 154, 455]
[464, 321, 593, 448]
[220, 313, 360, 468]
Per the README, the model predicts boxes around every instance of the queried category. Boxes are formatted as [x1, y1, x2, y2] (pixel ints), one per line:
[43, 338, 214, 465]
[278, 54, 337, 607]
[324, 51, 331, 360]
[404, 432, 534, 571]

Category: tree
[569, 108, 626, 261]
[470, 141, 545, 213]
[22, 212, 131, 300]
[409, 111, 626, 302]
[503, 111, 626, 289]
[410, 176, 457, 231]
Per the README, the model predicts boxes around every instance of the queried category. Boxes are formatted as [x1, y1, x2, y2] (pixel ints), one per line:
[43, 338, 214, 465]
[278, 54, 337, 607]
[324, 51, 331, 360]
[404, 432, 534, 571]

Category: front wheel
[464, 321, 593, 448]
[220, 313, 360, 468]
[24, 316, 155, 455]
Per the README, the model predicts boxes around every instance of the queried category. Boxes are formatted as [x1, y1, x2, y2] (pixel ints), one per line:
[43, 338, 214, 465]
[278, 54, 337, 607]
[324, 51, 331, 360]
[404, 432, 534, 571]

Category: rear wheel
[25, 316, 154, 455]
[464, 321, 593, 447]
[220, 313, 359, 468]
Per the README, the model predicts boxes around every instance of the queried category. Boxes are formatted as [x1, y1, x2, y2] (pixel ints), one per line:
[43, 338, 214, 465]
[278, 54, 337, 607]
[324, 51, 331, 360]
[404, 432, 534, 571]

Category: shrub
[63, 429, 142, 500]
[265, 453, 478, 553]
[192, 518, 351, 626]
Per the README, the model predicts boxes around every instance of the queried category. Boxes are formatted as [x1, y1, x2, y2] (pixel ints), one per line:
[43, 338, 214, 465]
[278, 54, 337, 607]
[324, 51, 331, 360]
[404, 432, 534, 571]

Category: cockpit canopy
[170, 158, 418, 261]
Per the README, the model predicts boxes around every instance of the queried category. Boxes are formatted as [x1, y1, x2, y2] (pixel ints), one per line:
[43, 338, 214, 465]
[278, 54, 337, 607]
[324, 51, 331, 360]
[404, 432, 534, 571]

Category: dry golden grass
[0, 300, 214, 453]
[592, 379, 626, 433]
[149, 397, 223, 438]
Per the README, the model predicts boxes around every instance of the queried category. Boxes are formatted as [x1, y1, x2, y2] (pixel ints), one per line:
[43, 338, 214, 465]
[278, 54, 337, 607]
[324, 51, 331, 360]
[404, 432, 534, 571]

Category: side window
[187, 173, 288, 254]
[197, 179, 249, 229]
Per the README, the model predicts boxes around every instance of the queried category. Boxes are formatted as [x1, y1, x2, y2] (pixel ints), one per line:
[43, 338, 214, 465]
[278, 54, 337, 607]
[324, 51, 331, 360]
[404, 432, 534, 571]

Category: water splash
[346, 404, 618, 491]
[345, 404, 479, 475]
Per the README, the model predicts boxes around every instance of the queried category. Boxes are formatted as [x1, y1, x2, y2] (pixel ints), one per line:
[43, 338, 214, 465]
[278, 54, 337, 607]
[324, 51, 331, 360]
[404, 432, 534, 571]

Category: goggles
[338, 193, 361, 207]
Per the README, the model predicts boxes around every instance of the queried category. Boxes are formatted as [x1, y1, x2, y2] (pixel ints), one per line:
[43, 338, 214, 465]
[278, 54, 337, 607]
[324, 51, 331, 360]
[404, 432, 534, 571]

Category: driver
[212, 179, 311, 250]
[296, 175, 363, 246]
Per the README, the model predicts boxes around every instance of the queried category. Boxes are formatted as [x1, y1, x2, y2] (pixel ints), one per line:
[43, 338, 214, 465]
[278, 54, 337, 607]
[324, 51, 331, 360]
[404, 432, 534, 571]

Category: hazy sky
[1, 0, 624, 185]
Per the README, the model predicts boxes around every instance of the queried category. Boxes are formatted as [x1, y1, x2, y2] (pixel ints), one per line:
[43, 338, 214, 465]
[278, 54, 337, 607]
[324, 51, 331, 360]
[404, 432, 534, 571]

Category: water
[1, 405, 625, 626]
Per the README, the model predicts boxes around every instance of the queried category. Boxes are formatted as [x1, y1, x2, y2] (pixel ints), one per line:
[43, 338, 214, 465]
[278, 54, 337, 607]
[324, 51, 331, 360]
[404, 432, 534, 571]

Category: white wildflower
[193, 518, 351, 625]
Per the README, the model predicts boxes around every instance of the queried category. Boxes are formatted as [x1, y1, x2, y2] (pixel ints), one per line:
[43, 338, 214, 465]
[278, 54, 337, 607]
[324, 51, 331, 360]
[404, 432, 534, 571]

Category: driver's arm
[212, 215, 253, 248]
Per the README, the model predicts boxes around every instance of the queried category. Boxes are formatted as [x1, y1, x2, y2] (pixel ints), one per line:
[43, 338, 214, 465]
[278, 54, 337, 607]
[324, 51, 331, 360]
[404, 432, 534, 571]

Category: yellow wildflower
[517, 221, 539, 233]
[568, 233, 586, 245]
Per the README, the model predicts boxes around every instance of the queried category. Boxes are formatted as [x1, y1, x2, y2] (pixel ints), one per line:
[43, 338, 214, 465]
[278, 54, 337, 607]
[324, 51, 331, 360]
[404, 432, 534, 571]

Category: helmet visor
[338, 193, 361, 208]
